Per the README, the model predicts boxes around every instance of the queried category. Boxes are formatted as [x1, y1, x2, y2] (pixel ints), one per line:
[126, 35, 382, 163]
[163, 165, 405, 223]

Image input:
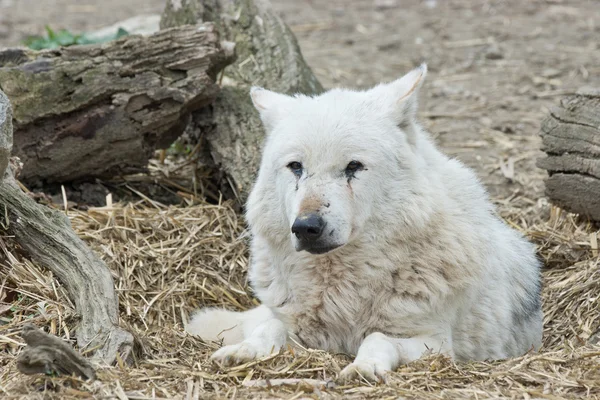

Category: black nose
[292, 213, 325, 241]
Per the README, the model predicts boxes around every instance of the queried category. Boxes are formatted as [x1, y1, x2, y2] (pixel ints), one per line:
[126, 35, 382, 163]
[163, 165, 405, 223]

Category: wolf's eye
[287, 161, 303, 177]
[345, 160, 364, 175]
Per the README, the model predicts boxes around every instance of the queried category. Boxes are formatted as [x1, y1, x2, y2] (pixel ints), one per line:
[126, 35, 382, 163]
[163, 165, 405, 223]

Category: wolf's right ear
[389, 63, 427, 124]
[250, 87, 293, 131]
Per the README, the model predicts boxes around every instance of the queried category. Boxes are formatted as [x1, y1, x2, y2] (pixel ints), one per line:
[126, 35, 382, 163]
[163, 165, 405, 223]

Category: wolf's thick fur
[187, 65, 543, 382]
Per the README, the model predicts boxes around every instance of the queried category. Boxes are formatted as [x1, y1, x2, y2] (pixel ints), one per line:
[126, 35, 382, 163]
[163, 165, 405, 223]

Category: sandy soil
[0, 0, 165, 42]
[270, 0, 600, 200]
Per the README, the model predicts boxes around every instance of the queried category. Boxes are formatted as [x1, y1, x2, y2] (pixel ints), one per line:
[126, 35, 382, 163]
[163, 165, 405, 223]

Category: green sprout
[24, 25, 129, 50]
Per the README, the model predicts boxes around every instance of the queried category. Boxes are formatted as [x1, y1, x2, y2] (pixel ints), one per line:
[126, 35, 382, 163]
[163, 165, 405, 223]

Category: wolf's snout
[292, 213, 342, 254]
[292, 213, 325, 241]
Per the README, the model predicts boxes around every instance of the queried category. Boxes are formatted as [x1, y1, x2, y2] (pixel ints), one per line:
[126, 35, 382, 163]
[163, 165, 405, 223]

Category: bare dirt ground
[0, 0, 600, 197]
[2, 0, 599, 200]
[0, 0, 165, 42]
[1, 0, 600, 399]
[272, 0, 600, 201]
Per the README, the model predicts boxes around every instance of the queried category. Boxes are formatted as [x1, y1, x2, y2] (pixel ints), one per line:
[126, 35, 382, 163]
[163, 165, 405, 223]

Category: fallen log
[17, 324, 96, 381]
[537, 88, 600, 221]
[161, 0, 323, 204]
[0, 89, 133, 365]
[0, 23, 234, 187]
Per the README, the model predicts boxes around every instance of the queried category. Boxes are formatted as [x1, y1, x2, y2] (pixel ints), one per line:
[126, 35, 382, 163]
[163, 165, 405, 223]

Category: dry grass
[0, 162, 598, 399]
[0, 184, 599, 399]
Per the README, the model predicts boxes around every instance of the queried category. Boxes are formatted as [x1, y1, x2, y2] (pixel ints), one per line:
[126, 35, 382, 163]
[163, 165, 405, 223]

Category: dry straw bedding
[0, 185, 599, 399]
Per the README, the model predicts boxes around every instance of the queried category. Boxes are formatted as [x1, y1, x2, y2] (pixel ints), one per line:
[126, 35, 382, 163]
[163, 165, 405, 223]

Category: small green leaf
[115, 27, 129, 39]
[45, 25, 56, 41]
[23, 25, 130, 50]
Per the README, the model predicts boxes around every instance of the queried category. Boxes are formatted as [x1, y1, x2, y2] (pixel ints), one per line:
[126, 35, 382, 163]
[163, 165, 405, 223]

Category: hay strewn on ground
[1, 185, 599, 399]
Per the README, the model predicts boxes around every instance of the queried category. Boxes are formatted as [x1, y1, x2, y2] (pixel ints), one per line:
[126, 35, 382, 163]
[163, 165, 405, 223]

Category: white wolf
[187, 64, 543, 382]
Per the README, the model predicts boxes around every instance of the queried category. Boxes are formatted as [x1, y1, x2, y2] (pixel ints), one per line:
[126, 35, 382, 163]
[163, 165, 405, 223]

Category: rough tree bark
[0, 23, 234, 187]
[161, 0, 323, 203]
[0, 89, 133, 365]
[0, 89, 12, 177]
[537, 88, 600, 221]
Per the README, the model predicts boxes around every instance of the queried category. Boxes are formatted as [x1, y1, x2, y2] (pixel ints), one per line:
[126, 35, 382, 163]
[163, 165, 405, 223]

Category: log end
[538, 89, 600, 221]
[544, 173, 600, 221]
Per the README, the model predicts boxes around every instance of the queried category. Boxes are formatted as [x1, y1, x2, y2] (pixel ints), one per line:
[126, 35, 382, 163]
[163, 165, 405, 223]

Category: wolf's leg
[338, 332, 452, 382]
[206, 305, 287, 367]
[187, 305, 277, 345]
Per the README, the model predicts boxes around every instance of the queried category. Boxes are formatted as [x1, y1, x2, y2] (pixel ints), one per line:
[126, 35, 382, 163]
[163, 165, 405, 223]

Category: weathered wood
[543, 173, 600, 220]
[17, 324, 96, 380]
[0, 88, 133, 364]
[0, 89, 12, 178]
[537, 154, 600, 180]
[0, 167, 135, 364]
[161, 0, 323, 203]
[537, 89, 600, 221]
[0, 23, 234, 187]
[161, 0, 204, 29]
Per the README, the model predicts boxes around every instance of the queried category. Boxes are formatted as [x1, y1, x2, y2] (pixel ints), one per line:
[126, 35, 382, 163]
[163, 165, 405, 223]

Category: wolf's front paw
[338, 359, 390, 384]
[210, 342, 259, 367]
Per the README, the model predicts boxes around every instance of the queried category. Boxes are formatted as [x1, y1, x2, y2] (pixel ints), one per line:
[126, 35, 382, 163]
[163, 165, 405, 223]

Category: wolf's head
[246, 65, 431, 255]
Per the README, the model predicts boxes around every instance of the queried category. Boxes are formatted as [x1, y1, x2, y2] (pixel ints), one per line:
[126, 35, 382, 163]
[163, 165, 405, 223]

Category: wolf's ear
[250, 87, 293, 131]
[388, 63, 427, 125]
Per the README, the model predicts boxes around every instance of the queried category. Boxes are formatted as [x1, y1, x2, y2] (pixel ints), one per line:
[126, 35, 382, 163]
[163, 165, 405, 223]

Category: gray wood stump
[161, 0, 324, 204]
[0, 23, 234, 187]
[0, 89, 133, 365]
[537, 88, 600, 221]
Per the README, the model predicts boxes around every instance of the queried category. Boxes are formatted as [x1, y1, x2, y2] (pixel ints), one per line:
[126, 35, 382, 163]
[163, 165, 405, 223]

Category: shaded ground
[1, 0, 600, 399]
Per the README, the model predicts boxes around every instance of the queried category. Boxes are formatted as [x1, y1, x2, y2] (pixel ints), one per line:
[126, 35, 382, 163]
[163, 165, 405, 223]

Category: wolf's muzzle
[292, 213, 341, 254]
[292, 213, 325, 241]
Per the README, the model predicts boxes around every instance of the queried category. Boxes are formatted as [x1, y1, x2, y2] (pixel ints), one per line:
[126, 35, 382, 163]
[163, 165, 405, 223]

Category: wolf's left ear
[250, 87, 293, 131]
[388, 63, 427, 126]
